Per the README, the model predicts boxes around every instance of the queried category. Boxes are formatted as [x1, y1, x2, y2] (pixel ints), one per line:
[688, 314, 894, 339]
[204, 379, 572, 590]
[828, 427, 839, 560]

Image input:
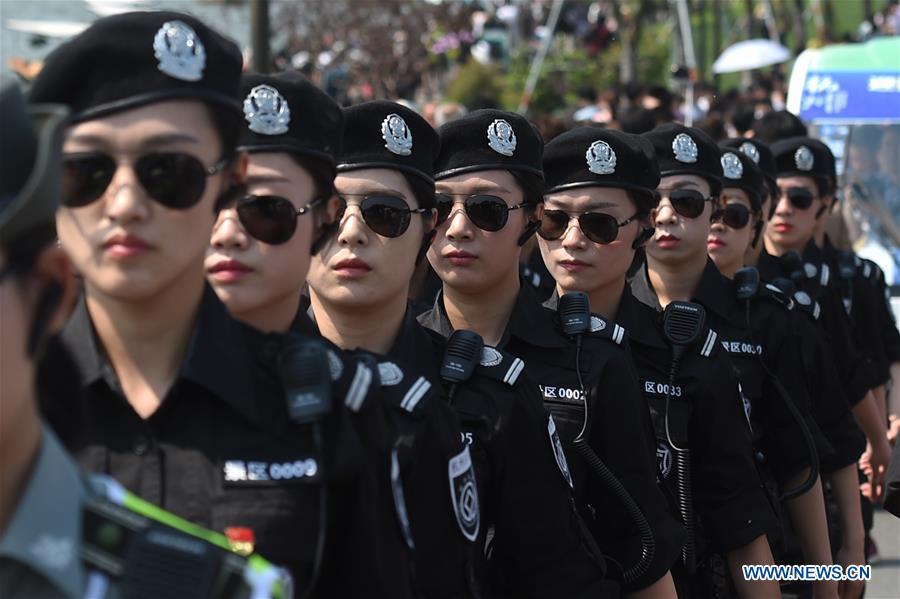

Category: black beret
[239, 71, 343, 175]
[337, 101, 438, 188]
[721, 137, 777, 198]
[718, 145, 765, 211]
[543, 127, 659, 201]
[434, 109, 543, 180]
[30, 11, 242, 122]
[771, 136, 836, 189]
[642, 123, 722, 195]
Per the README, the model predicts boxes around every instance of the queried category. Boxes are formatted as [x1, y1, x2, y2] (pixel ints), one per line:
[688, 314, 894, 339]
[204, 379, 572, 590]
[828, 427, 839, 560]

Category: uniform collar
[615, 285, 667, 349]
[62, 286, 261, 425]
[389, 308, 442, 382]
[306, 300, 442, 382]
[418, 281, 570, 349]
[0, 427, 87, 599]
[801, 239, 824, 265]
[630, 258, 736, 322]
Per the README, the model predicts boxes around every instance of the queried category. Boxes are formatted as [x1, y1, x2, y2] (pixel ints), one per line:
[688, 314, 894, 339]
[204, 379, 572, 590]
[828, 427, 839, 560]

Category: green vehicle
[787, 35, 900, 302]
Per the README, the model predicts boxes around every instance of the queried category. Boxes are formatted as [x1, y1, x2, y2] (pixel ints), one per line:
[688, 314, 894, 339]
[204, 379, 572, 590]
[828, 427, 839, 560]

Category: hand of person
[835, 544, 865, 599]
[887, 414, 900, 446]
[859, 439, 890, 503]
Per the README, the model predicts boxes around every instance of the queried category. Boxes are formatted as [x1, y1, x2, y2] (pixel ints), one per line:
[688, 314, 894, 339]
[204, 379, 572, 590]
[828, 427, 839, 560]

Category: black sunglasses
[712, 202, 752, 230]
[777, 186, 815, 210]
[62, 152, 229, 210]
[235, 194, 321, 245]
[656, 188, 717, 219]
[435, 193, 528, 232]
[538, 210, 638, 245]
[335, 194, 428, 238]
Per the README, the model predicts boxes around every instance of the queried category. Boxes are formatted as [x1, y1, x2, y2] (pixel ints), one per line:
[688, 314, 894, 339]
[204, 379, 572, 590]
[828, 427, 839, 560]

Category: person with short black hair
[0, 73, 291, 599]
[31, 13, 416, 595]
[419, 109, 618, 597]
[750, 110, 807, 142]
[632, 123, 780, 597]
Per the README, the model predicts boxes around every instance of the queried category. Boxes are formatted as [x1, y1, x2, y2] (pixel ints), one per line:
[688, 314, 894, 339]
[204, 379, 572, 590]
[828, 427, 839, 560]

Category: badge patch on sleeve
[448, 446, 480, 542]
[548, 416, 574, 488]
[656, 441, 672, 481]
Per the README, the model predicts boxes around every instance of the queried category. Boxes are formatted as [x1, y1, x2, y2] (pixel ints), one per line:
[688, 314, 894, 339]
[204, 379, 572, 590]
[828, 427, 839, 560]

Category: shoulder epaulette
[586, 313, 627, 345]
[699, 328, 718, 358]
[476, 346, 525, 386]
[377, 360, 432, 414]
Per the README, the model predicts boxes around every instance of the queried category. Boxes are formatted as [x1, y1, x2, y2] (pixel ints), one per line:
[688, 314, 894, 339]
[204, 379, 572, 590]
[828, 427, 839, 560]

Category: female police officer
[536, 127, 688, 597]
[419, 109, 666, 597]
[707, 145, 842, 597]
[310, 101, 613, 598]
[209, 88, 482, 598]
[0, 74, 291, 599]
[30, 13, 416, 596]
[620, 123, 780, 597]
[536, 125, 777, 597]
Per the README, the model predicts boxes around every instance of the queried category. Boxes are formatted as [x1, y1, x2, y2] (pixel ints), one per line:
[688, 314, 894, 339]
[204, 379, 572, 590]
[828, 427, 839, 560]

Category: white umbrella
[712, 39, 792, 74]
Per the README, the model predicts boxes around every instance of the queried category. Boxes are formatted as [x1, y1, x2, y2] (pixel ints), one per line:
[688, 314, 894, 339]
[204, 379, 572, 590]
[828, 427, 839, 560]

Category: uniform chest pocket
[212, 459, 322, 575]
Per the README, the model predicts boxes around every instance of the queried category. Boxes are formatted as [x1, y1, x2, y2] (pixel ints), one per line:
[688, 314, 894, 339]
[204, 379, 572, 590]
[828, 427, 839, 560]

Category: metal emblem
[487, 119, 517, 156]
[740, 142, 760, 164]
[480, 347, 503, 367]
[794, 145, 815, 171]
[803, 262, 818, 279]
[326, 350, 343, 382]
[721, 152, 743, 180]
[381, 113, 413, 156]
[590, 316, 607, 332]
[448, 446, 480, 542]
[378, 362, 404, 386]
[672, 133, 699, 163]
[585, 140, 617, 175]
[243, 85, 291, 136]
[656, 441, 672, 480]
[548, 416, 574, 488]
[153, 20, 206, 82]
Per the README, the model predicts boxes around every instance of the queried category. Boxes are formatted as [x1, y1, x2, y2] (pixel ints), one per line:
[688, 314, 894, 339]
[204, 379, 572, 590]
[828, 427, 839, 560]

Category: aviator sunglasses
[334, 194, 429, 238]
[62, 152, 230, 209]
[435, 193, 529, 232]
[235, 195, 323, 245]
[538, 210, 638, 245]
[776, 186, 816, 210]
[711, 202, 752, 229]
[655, 188, 717, 219]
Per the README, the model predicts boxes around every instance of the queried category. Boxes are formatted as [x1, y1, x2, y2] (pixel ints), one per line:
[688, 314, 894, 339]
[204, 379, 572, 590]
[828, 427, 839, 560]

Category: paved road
[870, 508, 900, 598]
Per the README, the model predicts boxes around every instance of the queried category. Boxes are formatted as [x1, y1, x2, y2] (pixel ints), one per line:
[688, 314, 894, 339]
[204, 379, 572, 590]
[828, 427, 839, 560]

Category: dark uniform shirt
[419, 295, 616, 599]
[633, 259, 818, 487]
[305, 303, 478, 599]
[823, 237, 900, 387]
[616, 284, 776, 559]
[531, 286, 687, 591]
[758, 244, 873, 405]
[758, 262, 867, 475]
[49, 287, 416, 598]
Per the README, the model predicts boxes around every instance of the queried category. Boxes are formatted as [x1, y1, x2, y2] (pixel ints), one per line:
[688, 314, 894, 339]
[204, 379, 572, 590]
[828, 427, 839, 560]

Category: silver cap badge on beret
[585, 140, 617, 175]
[153, 20, 206, 82]
[672, 133, 698, 163]
[794, 145, 814, 171]
[721, 152, 743, 180]
[243, 85, 291, 135]
[740, 142, 760, 164]
[487, 119, 517, 156]
[382, 114, 413, 156]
